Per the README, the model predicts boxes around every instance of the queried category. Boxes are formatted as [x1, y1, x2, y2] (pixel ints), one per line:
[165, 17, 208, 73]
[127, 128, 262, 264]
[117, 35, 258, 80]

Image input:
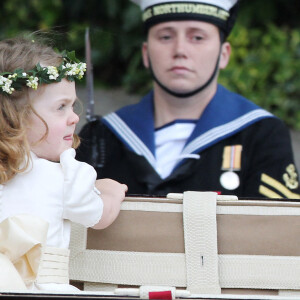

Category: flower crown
[0, 50, 86, 95]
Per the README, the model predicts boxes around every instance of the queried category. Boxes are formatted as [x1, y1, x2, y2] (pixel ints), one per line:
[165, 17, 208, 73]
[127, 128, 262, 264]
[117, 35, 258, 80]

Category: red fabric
[149, 290, 172, 300]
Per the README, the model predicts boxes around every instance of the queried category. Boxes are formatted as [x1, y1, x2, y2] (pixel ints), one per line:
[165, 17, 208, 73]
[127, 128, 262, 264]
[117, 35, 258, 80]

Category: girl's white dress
[0, 148, 103, 292]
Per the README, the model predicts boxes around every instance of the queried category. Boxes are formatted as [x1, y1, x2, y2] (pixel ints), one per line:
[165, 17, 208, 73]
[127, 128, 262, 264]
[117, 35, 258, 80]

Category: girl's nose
[69, 111, 79, 125]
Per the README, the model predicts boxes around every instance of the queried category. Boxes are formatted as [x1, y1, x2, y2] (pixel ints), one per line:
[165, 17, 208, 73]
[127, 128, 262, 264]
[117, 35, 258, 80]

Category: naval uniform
[77, 85, 300, 198]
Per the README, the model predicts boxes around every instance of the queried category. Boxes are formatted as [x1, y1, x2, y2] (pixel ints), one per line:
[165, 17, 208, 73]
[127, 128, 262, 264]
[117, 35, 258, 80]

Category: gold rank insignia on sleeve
[259, 170, 300, 199]
[283, 164, 299, 189]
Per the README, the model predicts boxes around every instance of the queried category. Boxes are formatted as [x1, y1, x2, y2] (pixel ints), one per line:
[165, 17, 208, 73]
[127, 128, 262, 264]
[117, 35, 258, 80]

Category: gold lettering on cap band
[142, 3, 229, 22]
[143, 8, 153, 21]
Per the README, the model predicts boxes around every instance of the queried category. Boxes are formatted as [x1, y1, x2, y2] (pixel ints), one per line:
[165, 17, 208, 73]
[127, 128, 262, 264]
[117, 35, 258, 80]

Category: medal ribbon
[222, 145, 242, 171]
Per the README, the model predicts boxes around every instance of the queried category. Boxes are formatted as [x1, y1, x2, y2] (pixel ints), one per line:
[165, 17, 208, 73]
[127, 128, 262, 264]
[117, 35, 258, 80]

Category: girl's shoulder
[60, 148, 102, 227]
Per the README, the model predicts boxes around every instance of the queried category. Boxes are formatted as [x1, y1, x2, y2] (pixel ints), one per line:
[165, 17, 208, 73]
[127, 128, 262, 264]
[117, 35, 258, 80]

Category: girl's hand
[92, 178, 128, 229]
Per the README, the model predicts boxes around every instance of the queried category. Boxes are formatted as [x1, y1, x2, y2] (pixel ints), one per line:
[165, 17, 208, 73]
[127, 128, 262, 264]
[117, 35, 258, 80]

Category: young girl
[0, 36, 127, 292]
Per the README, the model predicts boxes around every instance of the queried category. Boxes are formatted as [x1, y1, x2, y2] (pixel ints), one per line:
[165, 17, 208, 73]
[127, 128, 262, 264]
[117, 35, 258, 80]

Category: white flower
[26, 76, 39, 89]
[0, 75, 5, 85]
[0, 75, 14, 94]
[65, 62, 86, 79]
[8, 73, 17, 79]
[46, 66, 59, 80]
[65, 63, 77, 76]
[76, 63, 87, 79]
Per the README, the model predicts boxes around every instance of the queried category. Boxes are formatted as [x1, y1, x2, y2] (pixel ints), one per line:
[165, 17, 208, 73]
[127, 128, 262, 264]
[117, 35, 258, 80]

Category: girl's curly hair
[0, 35, 80, 184]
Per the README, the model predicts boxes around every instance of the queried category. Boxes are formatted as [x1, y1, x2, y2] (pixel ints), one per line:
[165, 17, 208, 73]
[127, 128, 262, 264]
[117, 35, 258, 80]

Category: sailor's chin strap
[148, 44, 222, 98]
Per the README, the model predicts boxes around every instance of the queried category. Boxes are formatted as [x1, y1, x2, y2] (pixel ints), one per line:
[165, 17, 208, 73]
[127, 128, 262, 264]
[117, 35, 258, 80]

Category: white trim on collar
[182, 109, 273, 155]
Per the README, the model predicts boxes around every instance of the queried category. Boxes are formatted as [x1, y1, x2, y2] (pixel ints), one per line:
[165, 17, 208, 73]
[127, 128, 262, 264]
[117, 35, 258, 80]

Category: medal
[220, 145, 242, 190]
[220, 171, 240, 190]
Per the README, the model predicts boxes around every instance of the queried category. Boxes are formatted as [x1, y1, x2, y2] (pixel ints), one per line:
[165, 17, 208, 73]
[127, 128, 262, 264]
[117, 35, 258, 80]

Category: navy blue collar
[103, 85, 273, 168]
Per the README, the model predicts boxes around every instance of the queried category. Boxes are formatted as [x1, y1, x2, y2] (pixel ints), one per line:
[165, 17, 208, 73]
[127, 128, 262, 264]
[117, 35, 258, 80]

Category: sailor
[77, 0, 300, 198]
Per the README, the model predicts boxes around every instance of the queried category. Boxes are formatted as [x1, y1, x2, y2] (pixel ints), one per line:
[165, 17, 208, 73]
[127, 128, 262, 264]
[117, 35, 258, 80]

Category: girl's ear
[219, 41, 231, 70]
[142, 42, 150, 69]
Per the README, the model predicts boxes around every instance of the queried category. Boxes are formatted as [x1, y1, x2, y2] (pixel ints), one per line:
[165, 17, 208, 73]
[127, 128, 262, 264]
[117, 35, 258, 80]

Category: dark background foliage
[0, 0, 299, 128]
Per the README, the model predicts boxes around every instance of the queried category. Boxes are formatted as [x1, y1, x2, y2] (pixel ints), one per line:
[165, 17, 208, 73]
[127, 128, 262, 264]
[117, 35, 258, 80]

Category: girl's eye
[58, 104, 66, 110]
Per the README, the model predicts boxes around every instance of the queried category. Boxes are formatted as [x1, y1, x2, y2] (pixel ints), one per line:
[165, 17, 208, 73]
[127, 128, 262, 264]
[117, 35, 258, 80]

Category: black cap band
[142, 1, 238, 38]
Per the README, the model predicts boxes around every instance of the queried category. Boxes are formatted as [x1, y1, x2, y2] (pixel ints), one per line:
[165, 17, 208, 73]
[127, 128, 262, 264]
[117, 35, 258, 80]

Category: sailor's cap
[131, 0, 239, 37]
